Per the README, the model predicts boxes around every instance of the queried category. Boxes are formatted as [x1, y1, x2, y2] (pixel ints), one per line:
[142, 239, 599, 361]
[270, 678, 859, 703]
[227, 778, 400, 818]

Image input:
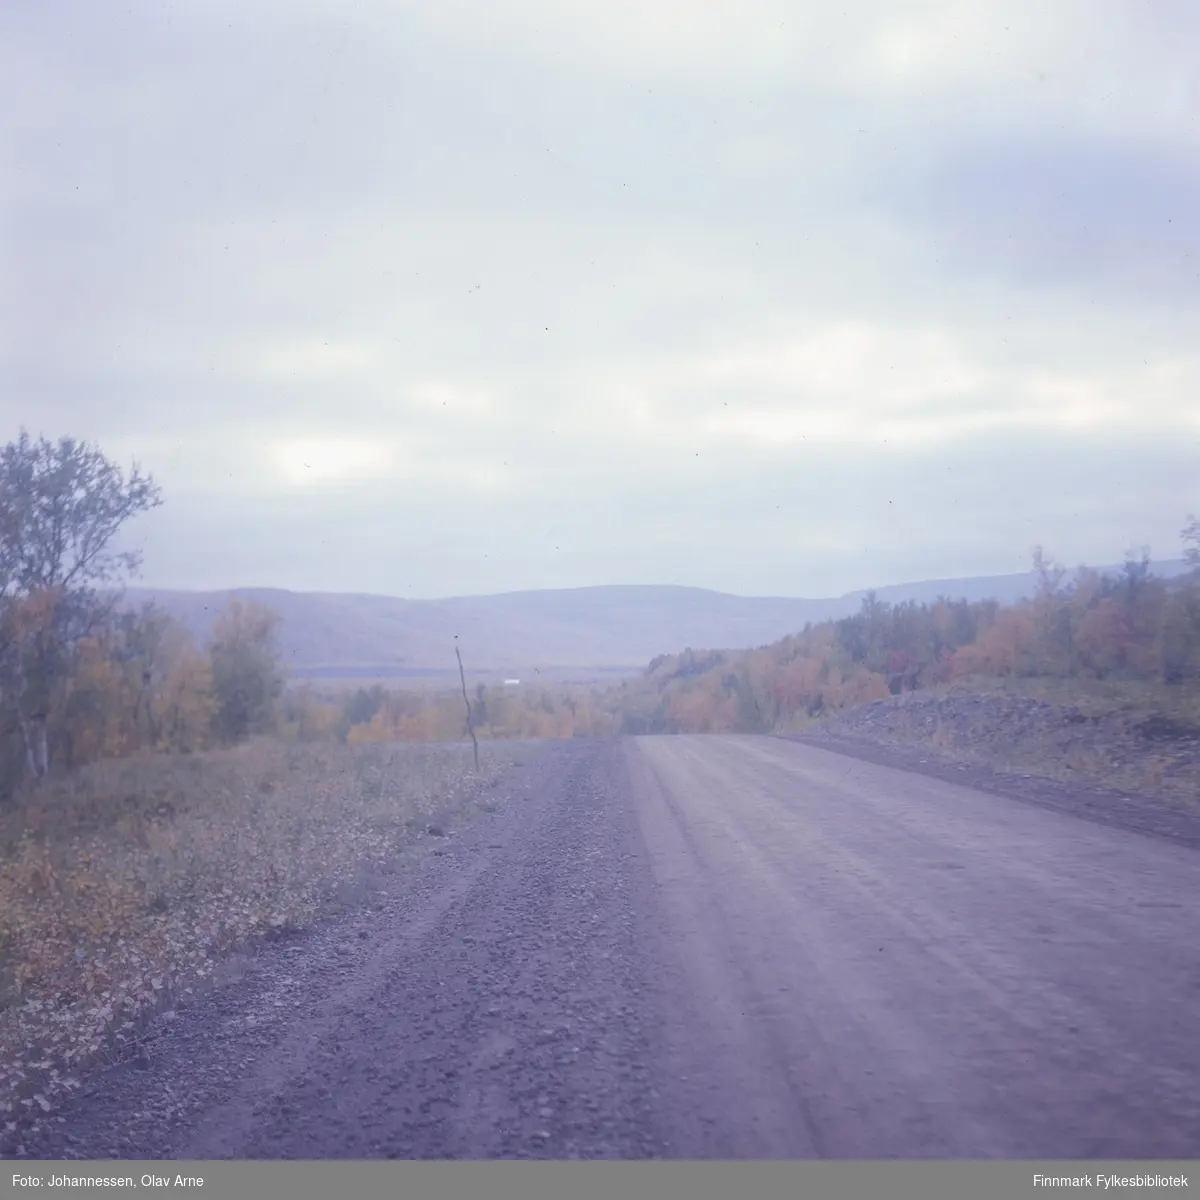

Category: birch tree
[0, 431, 162, 780]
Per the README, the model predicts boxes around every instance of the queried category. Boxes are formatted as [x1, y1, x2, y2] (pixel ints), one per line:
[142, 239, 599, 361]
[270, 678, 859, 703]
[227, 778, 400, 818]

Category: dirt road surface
[19, 736, 1200, 1159]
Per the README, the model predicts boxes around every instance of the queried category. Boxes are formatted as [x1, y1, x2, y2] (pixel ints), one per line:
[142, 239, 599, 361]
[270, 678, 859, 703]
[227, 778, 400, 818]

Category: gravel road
[19, 735, 1200, 1159]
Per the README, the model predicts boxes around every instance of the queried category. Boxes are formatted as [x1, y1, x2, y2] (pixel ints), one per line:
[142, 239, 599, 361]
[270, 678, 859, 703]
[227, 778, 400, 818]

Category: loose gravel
[10, 740, 663, 1160]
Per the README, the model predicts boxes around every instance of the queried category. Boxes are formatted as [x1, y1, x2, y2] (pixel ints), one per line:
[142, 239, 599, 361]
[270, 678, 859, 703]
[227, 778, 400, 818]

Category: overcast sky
[3, 1, 1198, 598]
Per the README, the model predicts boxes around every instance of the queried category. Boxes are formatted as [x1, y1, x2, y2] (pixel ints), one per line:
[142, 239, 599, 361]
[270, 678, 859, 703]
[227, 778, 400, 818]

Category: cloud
[890, 134, 1200, 300]
[270, 438, 396, 487]
[386, 0, 1082, 95]
[255, 340, 379, 382]
[121, 425, 1199, 597]
[3, 0, 1199, 597]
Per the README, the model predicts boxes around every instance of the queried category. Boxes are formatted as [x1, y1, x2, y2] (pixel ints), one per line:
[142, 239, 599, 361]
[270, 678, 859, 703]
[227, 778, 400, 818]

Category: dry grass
[0, 736, 532, 1129]
[977, 674, 1200, 729]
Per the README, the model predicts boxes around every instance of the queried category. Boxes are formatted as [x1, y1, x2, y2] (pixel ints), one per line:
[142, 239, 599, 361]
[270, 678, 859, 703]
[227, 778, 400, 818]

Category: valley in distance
[125, 558, 1194, 688]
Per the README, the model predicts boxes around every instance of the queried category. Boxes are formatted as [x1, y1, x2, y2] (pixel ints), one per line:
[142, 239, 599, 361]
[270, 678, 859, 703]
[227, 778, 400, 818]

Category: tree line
[0, 431, 290, 798]
[610, 534, 1200, 736]
[305, 678, 616, 745]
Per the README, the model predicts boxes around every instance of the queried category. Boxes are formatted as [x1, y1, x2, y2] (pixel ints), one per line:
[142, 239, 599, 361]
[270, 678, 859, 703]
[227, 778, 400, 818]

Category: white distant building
[503, 678, 520, 686]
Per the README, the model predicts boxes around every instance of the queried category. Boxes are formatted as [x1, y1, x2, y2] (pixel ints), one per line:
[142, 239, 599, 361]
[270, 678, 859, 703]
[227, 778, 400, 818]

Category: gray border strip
[3, 1161, 1195, 1200]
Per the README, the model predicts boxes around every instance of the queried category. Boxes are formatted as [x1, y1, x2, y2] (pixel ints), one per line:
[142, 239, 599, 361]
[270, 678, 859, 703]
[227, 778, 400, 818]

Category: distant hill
[123, 560, 1195, 679]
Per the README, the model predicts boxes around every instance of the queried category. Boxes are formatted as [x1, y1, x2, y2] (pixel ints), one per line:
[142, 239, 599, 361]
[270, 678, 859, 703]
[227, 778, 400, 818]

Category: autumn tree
[208, 598, 284, 743]
[282, 684, 344, 743]
[1029, 545, 1077, 676]
[338, 684, 387, 740]
[0, 431, 162, 781]
[1183, 514, 1200, 568]
[1160, 585, 1200, 684]
[1158, 518, 1200, 681]
[49, 601, 215, 763]
[1074, 596, 1131, 679]
[56, 624, 127, 764]
[835, 592, 891, 675]
[120, 605, 214, 753]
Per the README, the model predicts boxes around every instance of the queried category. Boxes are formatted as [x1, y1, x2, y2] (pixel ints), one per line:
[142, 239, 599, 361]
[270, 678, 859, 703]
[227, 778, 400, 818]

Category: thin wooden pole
[455, 640, 479, 771]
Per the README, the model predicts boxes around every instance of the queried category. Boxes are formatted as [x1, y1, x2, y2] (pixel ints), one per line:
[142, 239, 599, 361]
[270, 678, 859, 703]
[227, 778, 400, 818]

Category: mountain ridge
[123, 560, 1195, 677]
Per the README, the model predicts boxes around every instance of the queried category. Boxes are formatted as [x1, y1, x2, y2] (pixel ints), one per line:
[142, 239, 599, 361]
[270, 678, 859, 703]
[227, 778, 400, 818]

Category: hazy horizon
[127, 554, 1194, 606]
[5, 2, 1198, 598]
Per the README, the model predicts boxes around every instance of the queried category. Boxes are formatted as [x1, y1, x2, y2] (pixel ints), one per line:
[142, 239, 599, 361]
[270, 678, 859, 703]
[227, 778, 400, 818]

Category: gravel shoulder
[11, 740, 662, 1161]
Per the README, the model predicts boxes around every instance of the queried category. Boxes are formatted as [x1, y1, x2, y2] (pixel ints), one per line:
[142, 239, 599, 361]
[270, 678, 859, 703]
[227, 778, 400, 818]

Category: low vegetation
[0, 736, 526, 1138]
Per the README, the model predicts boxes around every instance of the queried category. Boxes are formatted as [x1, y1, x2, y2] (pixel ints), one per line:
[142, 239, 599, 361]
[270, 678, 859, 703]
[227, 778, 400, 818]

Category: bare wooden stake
[455, 641, 479, 772]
